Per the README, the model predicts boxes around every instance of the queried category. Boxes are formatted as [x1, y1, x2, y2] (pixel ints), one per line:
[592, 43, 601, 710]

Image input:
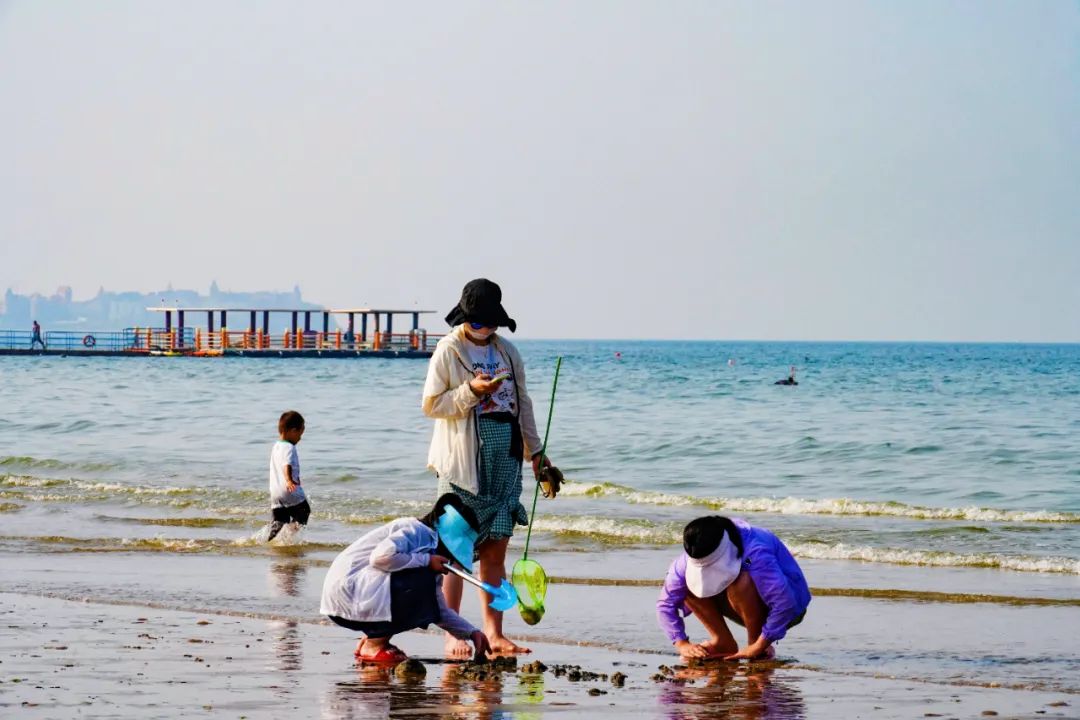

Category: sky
[1, 1, 1078, 341]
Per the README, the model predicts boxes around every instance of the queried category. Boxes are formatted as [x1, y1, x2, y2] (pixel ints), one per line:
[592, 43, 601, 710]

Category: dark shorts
[328, 567, 441, 639]
[272, 500, 311, 525]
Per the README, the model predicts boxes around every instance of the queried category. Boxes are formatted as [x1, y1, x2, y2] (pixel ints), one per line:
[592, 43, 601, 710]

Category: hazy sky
[2, 1, 1077, 341]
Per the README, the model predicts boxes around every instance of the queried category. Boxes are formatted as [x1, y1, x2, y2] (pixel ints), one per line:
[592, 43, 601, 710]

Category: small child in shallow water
[656, 516, 811, 660]
[265, 410, 310, 542]
[320, 493, 490, 663]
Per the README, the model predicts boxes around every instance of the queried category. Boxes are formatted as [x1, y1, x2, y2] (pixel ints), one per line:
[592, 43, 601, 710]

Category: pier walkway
[0, 307, 441, 358]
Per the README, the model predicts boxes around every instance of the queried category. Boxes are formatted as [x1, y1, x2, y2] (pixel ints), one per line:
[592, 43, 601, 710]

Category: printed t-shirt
[463, 339, 516, 414]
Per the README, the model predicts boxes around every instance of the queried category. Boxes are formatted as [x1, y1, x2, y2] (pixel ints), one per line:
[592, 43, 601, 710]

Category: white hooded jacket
[422, 325, 543, 495]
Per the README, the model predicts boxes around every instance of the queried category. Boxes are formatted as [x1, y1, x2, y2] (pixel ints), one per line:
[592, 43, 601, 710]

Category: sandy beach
[3, 578, 1077, 719]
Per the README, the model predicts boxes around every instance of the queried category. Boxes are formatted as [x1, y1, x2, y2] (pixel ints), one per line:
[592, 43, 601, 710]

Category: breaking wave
[559, 481, 1080, 524]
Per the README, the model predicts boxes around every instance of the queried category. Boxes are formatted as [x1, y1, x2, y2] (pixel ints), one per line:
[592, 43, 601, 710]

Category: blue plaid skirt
[438, 414, 528, 545]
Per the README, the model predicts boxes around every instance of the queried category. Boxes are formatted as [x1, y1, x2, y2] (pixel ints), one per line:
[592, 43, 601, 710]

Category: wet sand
[2, 592, 1076, 719]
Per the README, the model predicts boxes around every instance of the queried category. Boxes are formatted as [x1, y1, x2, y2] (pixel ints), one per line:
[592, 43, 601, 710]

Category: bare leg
[441, 572, 472, 658]
[724, 571, 768, 648]
[683, 593, 738, 657]
[477, 537, 530, 654]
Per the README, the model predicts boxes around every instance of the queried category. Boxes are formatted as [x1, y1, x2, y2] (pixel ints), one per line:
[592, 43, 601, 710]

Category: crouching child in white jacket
[320, 493, 491, 663]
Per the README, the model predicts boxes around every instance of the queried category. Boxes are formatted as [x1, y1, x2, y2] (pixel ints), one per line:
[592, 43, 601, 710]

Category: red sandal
[355, 645, 407, 664]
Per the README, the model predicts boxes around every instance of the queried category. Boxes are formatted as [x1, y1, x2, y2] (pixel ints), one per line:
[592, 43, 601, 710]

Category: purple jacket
[656, 518, 811, 644]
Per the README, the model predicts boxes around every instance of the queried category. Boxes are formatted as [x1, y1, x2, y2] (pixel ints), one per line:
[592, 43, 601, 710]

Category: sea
[2, 341, 1079, 697]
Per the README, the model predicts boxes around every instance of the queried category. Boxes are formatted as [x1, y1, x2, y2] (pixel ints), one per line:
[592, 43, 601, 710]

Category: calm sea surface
[3, 341, 1078, 566]
[2, 341, 1079, 692]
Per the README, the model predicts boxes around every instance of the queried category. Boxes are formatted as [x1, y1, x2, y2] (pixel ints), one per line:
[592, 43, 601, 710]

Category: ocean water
[2, 341, 1079, 695]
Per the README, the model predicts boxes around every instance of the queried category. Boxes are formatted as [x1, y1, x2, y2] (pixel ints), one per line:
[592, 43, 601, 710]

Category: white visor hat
[685, 534, 741, 598]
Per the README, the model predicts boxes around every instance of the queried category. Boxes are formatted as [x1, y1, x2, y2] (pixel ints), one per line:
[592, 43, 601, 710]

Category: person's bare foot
[353, 638, 366, 658]
[444, 633, 472, 659]
[699, 639, 737, 659]
[487, 635, 531, 655]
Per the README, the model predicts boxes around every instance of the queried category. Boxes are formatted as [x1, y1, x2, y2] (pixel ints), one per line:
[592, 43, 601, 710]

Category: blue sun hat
[435, 505, 478, 572]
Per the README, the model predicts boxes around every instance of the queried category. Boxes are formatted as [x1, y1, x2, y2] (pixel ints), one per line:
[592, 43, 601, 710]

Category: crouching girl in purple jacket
[656, 516, 811, 660]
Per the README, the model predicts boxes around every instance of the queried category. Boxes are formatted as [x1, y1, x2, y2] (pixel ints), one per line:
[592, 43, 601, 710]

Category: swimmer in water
[774, 366, 797, 386]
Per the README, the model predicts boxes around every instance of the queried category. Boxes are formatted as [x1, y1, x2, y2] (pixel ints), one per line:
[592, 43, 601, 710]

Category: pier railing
[1, 328, 186, 352]
[1, 327, 439, 354]
[188, 328, 438, 353]
[0, 330, 38, 350]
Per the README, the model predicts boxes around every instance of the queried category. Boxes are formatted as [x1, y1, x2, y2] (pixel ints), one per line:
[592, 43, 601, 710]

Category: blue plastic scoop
[445, 564, 518, 612]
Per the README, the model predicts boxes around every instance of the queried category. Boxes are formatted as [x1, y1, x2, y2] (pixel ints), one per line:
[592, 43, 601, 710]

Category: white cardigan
[422, 326, 543, 495]
[319, 517, 478, 639]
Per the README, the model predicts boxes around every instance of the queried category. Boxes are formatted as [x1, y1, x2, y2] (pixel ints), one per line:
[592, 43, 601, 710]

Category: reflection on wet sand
[323, 663, 441, 720]
[321, 659, 541, 720]
[270, 620, 303, 673]
[442, 662, 515, 720]
[270, 559, 306, 597]
[659, 663, 806, 720]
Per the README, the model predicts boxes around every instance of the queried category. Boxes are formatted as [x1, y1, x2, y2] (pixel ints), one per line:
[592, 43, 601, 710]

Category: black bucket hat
[445, 278, 517, 332]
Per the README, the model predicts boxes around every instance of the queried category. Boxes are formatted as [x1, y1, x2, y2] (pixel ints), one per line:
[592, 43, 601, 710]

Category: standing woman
[422, 278, 552, 656]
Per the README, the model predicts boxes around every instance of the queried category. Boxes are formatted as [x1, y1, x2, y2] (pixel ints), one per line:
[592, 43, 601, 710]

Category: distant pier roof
[147, 307, 437, 314]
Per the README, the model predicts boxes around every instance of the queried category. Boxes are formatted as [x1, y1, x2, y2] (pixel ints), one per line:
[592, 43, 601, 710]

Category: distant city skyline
[0, 282, 325, 332]
[2, 2, 1078, 341]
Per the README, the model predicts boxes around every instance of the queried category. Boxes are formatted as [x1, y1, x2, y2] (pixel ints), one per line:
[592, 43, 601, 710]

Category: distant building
[0, 283, 324, 332]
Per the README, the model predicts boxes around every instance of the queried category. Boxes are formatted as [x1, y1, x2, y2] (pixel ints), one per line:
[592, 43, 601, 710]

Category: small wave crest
[0, 455, 116, 472]
[558, 481, 1080, 523]
[0, 533, 342, 555]
[532, 515, 679, 545]
[789, 542, 1080, 575]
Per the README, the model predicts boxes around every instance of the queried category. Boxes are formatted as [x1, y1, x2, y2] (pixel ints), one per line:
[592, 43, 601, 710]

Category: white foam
[531, 515, 679, 544]
[560, 481, 1079, 524]
[788, 542, 1080, 575]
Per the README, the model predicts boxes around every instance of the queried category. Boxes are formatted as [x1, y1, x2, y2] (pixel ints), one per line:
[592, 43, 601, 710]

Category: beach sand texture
[3, 592, 1076, 720]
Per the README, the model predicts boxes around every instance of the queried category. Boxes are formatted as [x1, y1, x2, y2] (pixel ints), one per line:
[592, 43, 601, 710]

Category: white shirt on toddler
[269, 440, 306, 509]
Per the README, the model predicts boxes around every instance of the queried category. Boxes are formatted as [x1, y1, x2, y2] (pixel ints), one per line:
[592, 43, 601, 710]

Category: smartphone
[491, 372, 511, 383]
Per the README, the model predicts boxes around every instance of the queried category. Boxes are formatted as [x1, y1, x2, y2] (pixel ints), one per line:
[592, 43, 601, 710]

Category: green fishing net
[511, 558, 547, 625]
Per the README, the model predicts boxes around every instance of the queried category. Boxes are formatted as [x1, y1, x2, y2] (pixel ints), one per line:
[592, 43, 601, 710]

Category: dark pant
[328, 567, 441, 638]
[266, 500, 311, 541]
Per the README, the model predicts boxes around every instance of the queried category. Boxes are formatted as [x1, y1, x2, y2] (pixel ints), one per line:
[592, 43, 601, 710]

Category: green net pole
[522, 356, 562, 562]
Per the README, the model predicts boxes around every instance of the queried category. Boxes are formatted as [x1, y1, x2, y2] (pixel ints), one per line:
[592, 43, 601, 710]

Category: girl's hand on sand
[469, 374, 503, 396]
[471, 630, 491, 660]
[675, 639, 709, 658]
[428, 554, 450, 573]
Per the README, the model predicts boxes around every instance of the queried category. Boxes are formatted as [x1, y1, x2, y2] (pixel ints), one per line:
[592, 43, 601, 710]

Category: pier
[0, 307, 442, 358]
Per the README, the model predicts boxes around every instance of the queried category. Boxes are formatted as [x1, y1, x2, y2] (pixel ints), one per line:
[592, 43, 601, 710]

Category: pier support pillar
[361, 314, 368, 344]
[178, 311, 185, 348]
[207, 311, 214, 335]
[412, 312, 419, 331]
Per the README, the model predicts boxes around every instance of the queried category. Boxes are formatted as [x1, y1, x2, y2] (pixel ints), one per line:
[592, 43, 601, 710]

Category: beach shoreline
[2, 592, 1076, 719]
